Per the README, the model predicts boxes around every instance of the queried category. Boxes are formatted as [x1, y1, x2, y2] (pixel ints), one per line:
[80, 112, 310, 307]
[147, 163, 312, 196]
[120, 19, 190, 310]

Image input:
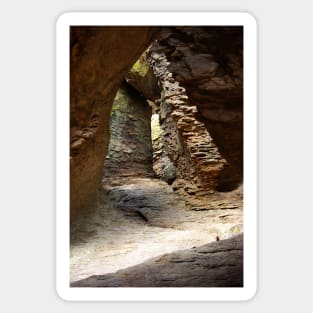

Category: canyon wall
[148, 52, 226, 202]
[150, 27, 243, 191]
[70, 26, 243, 217]
[103, 82, 154, 178]
[126, 26, 243, 200]
[70, 27, 157, 218]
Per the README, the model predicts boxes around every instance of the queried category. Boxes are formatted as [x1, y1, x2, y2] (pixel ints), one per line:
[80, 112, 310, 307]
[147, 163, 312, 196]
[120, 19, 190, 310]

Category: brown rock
[70, 26, 158, 219]
[150, 26, 243, 191]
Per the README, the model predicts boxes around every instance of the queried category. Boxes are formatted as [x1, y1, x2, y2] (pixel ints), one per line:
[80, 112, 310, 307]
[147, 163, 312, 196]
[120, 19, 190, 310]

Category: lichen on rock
[129, 55, 149, 77]
[103, 82, 154, 178]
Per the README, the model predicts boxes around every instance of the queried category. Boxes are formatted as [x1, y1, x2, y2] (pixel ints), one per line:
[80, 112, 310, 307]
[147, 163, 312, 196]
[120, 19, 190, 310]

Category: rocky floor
[72, 234, 243, 287]
[70, 177, 243, 284]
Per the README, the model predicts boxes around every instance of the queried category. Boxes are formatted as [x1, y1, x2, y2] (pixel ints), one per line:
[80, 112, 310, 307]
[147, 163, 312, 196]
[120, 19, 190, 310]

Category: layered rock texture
[71, 177, 243, 285]
[150, 27, 243, 191]
[148, 51, 226, 202]
[69, 26, 244, 288]
[103, 82, 154, 178]
[72, 233, 243, 287]
[123, 26, 243, 201]
[70, 26, 157, 217]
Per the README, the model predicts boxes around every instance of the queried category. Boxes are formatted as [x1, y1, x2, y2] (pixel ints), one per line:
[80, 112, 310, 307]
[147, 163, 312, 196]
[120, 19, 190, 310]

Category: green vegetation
[130, 54, 149, 77]
[110, 89, 128, 116]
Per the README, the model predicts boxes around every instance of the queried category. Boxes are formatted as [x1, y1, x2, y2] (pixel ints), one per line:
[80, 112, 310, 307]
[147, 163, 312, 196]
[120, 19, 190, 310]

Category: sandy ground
[70, 177, 243, 283]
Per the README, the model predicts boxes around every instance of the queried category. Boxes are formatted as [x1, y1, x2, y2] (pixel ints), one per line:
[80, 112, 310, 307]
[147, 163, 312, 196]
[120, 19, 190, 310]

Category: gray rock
[157, 155, 177, 184]
[71, 234, 243, 287]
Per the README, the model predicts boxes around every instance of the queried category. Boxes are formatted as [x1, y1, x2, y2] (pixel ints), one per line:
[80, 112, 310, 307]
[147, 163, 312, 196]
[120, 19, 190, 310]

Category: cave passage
[70, 76, 243, 287]
[70, 26, 243, 287]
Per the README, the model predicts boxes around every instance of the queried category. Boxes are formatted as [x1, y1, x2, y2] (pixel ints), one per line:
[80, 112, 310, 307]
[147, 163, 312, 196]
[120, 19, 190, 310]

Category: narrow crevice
[70, 26, 244, 287]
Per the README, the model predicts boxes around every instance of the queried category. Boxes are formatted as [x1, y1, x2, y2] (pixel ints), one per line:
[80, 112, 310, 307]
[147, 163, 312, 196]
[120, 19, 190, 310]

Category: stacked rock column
[148, 52, 226, 197]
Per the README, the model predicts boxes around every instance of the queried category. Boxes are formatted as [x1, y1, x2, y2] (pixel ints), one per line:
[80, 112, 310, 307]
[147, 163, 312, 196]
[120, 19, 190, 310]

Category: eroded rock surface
[150, 27, 243, 190]
[70, 177, 243, 284]
[103, 82, 154, 178]
[69, 26, 244, 288]
[70, 26, 158, 218]
[72, 233, 243, 287]
[125, 51, 161, 100]
[147, 51, 226, 203]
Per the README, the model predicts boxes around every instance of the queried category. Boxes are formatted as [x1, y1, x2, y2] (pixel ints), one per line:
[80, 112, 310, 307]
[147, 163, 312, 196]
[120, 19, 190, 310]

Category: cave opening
[70, 26, 243, 287]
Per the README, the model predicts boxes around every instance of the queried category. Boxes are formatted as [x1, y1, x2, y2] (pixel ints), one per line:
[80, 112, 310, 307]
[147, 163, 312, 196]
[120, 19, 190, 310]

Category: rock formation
[71, 234, 243, 287]
[69, 26, 244, 288]
[70, 26, 158, 218]
[122, 26, 243, 201]
[151, 27, 243, 191]
[147, 51, 226, 202]
[103, 82, 154, 178]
